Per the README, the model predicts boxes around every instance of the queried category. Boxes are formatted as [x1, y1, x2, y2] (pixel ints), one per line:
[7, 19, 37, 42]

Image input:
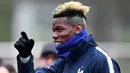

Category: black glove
[14, 31, 35, 58]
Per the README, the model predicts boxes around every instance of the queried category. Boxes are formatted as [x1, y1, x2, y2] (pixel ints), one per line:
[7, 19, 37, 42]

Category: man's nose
[52, 32, 58, 39]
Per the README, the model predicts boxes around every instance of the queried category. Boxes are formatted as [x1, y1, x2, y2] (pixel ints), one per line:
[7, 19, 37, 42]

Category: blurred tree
[0, 0, 12, 41]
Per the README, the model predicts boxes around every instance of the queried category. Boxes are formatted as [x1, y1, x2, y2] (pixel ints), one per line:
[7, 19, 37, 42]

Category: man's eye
[57, 28, 63, 32]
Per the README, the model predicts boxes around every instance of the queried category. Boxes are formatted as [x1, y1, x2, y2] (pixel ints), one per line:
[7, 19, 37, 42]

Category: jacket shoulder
[90, 47, 120, 73]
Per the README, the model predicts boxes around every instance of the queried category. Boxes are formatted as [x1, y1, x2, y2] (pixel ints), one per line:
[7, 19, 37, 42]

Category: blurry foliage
[0, 0, 12, 41]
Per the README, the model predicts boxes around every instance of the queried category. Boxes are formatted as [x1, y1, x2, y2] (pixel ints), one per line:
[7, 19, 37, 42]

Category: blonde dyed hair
[53, 1, 90, 17]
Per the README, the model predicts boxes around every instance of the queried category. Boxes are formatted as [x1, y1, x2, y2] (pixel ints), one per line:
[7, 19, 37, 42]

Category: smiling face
[52, 17, 77, 46]
[52, 17, 83, 46]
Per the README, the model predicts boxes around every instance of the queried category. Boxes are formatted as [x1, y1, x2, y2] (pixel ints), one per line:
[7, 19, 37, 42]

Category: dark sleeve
[17, 55, 65, 73]
[98, 58, 121, 73]
[112, 59, 121, 73]
[17, 55, 35, 73]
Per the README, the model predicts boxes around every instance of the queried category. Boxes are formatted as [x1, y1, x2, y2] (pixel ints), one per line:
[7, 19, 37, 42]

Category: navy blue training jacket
[17, 36, 121, 73]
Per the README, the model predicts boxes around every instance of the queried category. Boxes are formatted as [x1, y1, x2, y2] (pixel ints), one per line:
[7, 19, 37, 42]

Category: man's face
[52, 17, 76, 46]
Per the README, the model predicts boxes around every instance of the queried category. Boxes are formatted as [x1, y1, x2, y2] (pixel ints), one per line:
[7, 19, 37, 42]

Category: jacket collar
[70, 35, 97, 62]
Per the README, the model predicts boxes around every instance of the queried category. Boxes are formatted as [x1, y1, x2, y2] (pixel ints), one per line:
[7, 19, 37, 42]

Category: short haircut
[40, 43, 57, 59]
[53, 1, 90, 27]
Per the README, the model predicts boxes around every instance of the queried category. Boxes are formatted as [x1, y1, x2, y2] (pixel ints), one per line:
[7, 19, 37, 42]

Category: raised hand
[14, 31, 35, 58]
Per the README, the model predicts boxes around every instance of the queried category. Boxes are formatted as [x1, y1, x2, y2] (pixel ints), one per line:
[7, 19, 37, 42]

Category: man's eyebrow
[52, 26, 62, 30]
[55, 26, 63, 28]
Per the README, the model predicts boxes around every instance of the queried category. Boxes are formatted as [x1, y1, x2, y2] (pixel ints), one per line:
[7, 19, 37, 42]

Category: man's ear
[75, 24, 83, 34]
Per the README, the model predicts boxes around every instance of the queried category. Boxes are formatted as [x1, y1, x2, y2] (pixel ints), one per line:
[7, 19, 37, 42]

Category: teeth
[55, 42, 61, 46]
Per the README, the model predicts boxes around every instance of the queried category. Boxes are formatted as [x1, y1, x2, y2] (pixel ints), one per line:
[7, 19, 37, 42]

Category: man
[37, 43, 57, 68]
[0, 64, 16, 73]
[14, 1, 121, 73]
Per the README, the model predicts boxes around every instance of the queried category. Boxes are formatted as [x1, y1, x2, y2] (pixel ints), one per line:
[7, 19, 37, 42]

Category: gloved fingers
[19, 37, 28, 44]
[14, 42, 23, 51]
[21, 31, 29, 41]
[14, 42, 19, 49]
[29, 39, 35, 49]
[17, 40, 25, 48]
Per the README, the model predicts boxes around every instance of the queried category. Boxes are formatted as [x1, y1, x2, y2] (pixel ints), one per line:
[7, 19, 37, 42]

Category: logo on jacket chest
[77, 66, 84, 73]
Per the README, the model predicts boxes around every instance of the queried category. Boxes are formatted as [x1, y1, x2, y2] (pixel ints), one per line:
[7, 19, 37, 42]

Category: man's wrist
[20, 55, 31, 63]
[19, 52, 31, 58]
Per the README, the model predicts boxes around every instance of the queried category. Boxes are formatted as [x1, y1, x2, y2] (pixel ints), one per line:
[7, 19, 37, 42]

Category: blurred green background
[0, 0, 12, 41]
[0, 0, 130, 42]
